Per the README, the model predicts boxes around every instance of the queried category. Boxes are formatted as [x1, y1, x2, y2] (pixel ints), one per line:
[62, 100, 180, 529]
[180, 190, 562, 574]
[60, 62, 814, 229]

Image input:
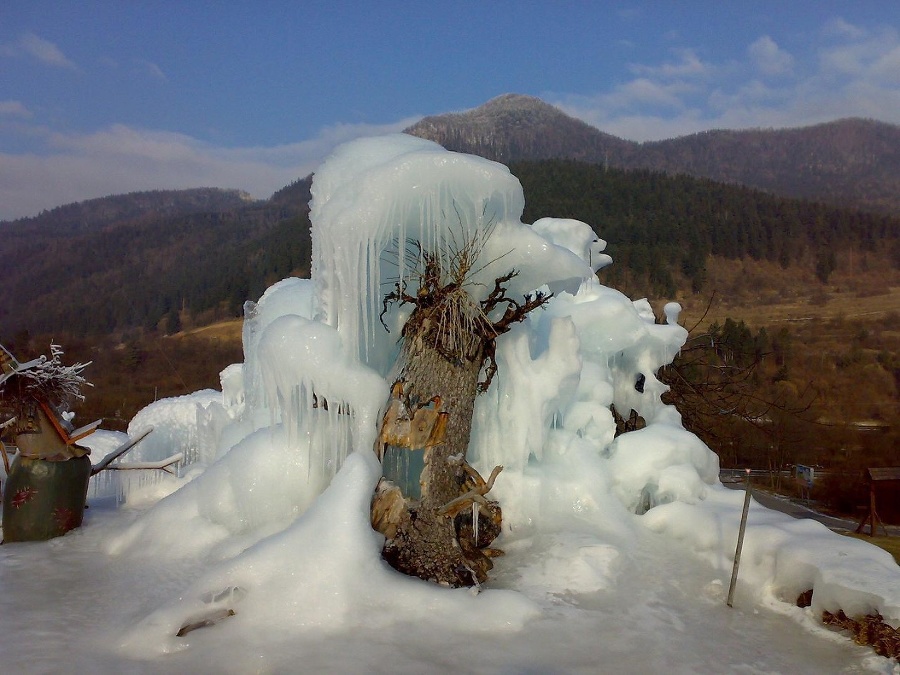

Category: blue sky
[2, 1, 899, 220]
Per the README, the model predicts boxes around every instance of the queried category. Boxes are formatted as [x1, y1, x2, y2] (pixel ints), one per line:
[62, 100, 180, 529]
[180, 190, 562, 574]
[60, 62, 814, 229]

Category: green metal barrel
[2, 455, 92, 542]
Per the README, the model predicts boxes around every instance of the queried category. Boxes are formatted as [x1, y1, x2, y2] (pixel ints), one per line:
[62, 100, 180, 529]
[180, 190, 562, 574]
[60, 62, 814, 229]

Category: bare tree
[659, 299, 814, 476]
[371, 234, 548, 587]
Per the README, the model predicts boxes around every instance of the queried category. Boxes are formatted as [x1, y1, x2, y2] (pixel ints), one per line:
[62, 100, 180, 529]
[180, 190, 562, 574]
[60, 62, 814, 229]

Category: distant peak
[473, 93, 563, 115]
[481, 93, 549, 107]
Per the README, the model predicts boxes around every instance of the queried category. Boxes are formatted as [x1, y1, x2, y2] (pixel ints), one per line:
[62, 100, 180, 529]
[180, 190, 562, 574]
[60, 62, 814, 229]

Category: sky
[2, 1, 899, 221]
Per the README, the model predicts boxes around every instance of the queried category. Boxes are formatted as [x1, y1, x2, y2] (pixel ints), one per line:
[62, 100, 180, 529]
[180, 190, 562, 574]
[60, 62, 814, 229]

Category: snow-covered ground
[2, 135, 898, 673]
[0, 495, 890, 674]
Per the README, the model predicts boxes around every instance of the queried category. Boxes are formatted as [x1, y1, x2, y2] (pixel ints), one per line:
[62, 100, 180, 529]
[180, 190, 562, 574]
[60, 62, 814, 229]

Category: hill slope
[640, 118, 900, 214]
[406, 93, 634, 164]
[3, 187, 256, 232]
[0, 186, 312, 337]
[4, 93, 900, 339]
[3, 160, 897, 342]
[405, 94, 900, 214]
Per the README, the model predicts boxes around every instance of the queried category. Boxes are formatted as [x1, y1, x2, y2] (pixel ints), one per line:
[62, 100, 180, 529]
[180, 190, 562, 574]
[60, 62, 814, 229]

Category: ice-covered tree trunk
[377, 336, 495, 586]
[401, 337, 481, 512]
[372, 253, 542, 587]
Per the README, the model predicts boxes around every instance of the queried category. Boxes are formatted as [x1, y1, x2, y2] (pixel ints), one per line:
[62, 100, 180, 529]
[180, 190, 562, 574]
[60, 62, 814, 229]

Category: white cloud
[5, 32, 79, 70]
[872, 45, 900, 84]
[707, 79, 786, 115]
[0, 117, 418, 221]
[0, 100, 32, 118]
[552, 19, 900, 141]
[818, 25, 900, 86]
[822, 17, 866, 40]
[582, 112, 710, 143]
[819, 38, 876, 77]
[629, 48, 710, 79]
[136, 59, 167, 82]
[748, 36, 794, 76]
[613, 78, 693, 109]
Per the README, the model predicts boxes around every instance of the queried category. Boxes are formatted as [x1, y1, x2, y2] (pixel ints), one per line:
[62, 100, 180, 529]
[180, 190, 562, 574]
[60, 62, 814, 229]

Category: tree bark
[376, 335, 501, 587]
[371, 251, 546, 586]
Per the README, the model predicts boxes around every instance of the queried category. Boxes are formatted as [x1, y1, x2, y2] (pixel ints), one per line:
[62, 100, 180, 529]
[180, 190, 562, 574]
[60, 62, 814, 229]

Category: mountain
[3, 159, 897, 341]
[0, 187, 312, 338]
[4, 187, 257, 232]
[405, 93, 634, 165]
[639, 119, 900, 215]
[405, 94, 900, 215]
[4, 94, 900, 340]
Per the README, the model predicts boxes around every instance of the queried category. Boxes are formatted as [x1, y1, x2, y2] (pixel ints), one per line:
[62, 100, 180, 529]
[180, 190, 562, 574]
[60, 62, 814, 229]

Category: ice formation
[309, 135, 595, 374]
[29, 134, 897, 665]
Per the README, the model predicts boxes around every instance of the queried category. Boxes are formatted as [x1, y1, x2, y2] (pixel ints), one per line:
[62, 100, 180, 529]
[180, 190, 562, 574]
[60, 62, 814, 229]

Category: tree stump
[372, 346, 502, 587]
[370, 246, 546, 586]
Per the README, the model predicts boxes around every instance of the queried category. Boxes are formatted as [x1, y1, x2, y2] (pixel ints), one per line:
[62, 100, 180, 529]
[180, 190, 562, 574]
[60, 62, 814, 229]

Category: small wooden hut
[855, 467, 900, 536]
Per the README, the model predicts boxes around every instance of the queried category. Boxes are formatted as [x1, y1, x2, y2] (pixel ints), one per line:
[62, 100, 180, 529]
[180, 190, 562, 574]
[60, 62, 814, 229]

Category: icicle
[472, 501, 479, 546]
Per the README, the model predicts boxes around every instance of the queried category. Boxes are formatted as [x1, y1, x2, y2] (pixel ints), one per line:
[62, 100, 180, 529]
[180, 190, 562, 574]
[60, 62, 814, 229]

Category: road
[722, 480, 900, 536]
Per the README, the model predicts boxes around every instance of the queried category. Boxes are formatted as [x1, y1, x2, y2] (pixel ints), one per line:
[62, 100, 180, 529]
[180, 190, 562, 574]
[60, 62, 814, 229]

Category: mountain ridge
[405, 94, 900, 214]
[2, 187, 258, 232]
[406, 93, 635, 165]
[2, 93, 899, 339]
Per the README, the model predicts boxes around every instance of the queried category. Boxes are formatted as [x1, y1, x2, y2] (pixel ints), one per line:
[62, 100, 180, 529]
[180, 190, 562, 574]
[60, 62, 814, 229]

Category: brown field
[680, 286, 900, 332]
[675, 255, 900, 331]
[179, 319, 243, 343]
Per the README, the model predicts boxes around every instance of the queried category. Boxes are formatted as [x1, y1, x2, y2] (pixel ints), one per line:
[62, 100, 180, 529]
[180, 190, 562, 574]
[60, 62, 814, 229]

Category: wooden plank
[37, 400, 100, 445]
[39, 400, 73, 444]
[68, 419, 102, 444]
[868, 468, 900, 482]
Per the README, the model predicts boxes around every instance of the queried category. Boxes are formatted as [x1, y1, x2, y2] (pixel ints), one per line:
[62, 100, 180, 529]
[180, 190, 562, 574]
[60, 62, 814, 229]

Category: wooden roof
[868, 467, 900, 482]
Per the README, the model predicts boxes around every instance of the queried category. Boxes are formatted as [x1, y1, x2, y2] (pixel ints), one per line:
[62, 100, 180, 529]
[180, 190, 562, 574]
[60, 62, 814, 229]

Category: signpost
[795, 464, 814, 502]
[727, 469, 752, 608]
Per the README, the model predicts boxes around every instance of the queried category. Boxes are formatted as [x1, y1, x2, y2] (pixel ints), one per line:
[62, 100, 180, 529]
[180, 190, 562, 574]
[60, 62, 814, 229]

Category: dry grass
[676, 256, 900, 332]
[681, 286, 900, 331]
[178, 319, 243, 343]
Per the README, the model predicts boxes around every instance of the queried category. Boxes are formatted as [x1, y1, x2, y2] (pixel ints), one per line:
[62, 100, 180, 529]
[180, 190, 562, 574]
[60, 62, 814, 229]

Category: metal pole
[727, 469, 752, 608]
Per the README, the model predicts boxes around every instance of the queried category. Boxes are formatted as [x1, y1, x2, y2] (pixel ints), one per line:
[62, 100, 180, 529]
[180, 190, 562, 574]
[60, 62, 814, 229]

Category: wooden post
[868, 484, 878, 536]
[727, 469, 752, 608]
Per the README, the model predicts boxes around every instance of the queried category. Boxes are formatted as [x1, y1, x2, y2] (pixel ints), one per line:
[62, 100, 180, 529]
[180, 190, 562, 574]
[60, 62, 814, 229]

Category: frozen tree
[308, 135, 600, 586]
[372, 233, 550, 585]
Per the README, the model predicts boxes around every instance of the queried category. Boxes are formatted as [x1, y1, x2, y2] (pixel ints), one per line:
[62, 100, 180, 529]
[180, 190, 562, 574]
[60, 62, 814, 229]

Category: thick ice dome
[310, 134, 595, 373]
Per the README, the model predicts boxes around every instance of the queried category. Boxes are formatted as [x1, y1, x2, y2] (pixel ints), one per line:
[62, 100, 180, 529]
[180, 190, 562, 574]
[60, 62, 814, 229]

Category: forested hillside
[0, 188, 312, 337]
[7, 187, 256, 233]
[2, 164, 898, 341]
[639, 118, 900, 215]
[407, 94, 900, 215]
[512, 160, 900, 298]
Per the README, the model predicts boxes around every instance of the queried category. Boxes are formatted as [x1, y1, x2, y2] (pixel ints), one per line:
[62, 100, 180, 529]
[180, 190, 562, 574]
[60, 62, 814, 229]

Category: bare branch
[90, 427, 154, 474]
[100, 452, 183, 475]
[439, 463, 503, 518]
